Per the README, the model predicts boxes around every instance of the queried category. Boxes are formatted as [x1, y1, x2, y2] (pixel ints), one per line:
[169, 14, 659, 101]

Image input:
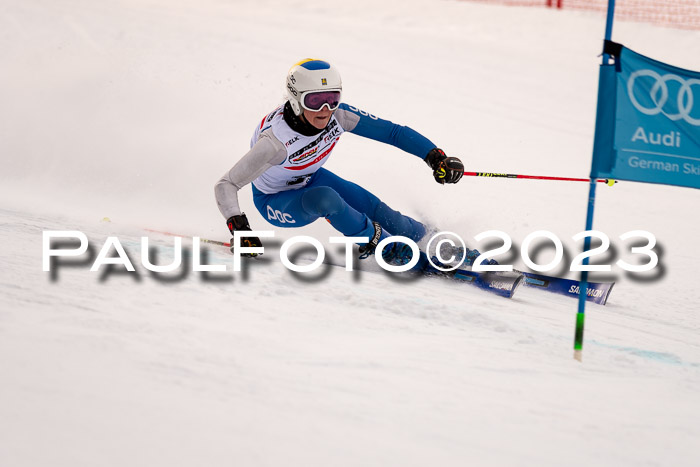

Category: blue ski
[426, 262, 613, 304]
[519, 272, 614, 305]
[423, 264, 524, 299]
[452, 269, 524, 299]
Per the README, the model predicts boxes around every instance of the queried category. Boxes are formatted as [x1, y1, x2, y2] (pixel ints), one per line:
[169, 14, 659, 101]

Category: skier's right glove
[226, 213, 263, 257]
[425, 148, 464, 184]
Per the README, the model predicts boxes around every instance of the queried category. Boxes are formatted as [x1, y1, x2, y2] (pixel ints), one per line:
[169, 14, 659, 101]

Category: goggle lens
[302, 91, 341, 111]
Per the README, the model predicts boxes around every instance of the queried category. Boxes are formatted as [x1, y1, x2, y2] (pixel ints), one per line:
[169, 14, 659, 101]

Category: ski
[451, 269, 524, 299]
[426, 262, 613, 303]
[519, 272, 614, 305]
[429, 244, 615, 304]
[446, 269, 614, 304]
[422, 263, 523, 299]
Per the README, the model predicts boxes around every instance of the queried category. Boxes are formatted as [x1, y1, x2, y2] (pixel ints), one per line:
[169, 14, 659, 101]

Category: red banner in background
[461, 0, 700, 30]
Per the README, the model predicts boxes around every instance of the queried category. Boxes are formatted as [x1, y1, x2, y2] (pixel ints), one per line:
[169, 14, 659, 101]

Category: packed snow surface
[1, 1, 699, 466]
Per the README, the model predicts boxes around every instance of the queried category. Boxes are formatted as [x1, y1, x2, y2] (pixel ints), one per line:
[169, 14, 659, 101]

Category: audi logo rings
[627, 69, 700, 126]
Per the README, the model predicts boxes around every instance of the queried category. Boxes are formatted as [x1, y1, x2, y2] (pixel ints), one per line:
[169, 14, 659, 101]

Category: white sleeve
[214, 131, 286, 219]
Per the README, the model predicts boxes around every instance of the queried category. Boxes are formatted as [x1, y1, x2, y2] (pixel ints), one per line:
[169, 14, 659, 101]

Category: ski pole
[464, 172, 617, 186]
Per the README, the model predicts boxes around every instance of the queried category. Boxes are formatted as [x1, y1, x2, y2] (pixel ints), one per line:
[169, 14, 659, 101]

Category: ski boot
[358, 222, 426, 269]
[433, 243, 499, 268]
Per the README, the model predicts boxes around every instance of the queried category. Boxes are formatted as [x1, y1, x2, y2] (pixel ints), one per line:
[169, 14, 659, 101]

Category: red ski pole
[463, 172, 617, 186]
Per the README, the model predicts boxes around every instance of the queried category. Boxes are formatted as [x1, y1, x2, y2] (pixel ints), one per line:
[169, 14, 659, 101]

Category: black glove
[226, 213, 263, 257]
[425, 148, 464, 184]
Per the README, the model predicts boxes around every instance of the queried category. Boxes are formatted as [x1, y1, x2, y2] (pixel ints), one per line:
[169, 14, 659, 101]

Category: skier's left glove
[226, 213, 263, 257]
[425, 148, 464, 184]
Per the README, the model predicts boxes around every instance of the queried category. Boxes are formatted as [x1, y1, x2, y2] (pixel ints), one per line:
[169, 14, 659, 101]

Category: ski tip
[511, 273, 524, 297]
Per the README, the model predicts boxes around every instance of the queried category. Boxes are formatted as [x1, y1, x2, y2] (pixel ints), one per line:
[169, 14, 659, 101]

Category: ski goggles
[300, 90, 342, 112]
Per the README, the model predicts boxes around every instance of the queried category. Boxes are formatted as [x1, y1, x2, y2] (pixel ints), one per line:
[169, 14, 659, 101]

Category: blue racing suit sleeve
[336, 103, 436, 160]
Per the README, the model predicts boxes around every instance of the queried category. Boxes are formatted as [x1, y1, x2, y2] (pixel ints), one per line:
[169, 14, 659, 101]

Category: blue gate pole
[575, 0, 616, 362]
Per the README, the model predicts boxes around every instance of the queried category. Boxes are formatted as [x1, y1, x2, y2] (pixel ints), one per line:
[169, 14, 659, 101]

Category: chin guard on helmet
[286, 59, 342, 116]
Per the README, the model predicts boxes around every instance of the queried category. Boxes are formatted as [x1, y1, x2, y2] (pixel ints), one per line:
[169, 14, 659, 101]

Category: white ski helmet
[286, 59, 342, 116]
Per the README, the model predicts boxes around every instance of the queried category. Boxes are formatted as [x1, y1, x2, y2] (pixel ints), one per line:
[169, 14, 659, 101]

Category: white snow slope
[1, 1, 699, 466]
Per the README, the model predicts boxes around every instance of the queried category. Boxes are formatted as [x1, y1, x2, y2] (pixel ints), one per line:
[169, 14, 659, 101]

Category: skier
[214, 58, 466, 268]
